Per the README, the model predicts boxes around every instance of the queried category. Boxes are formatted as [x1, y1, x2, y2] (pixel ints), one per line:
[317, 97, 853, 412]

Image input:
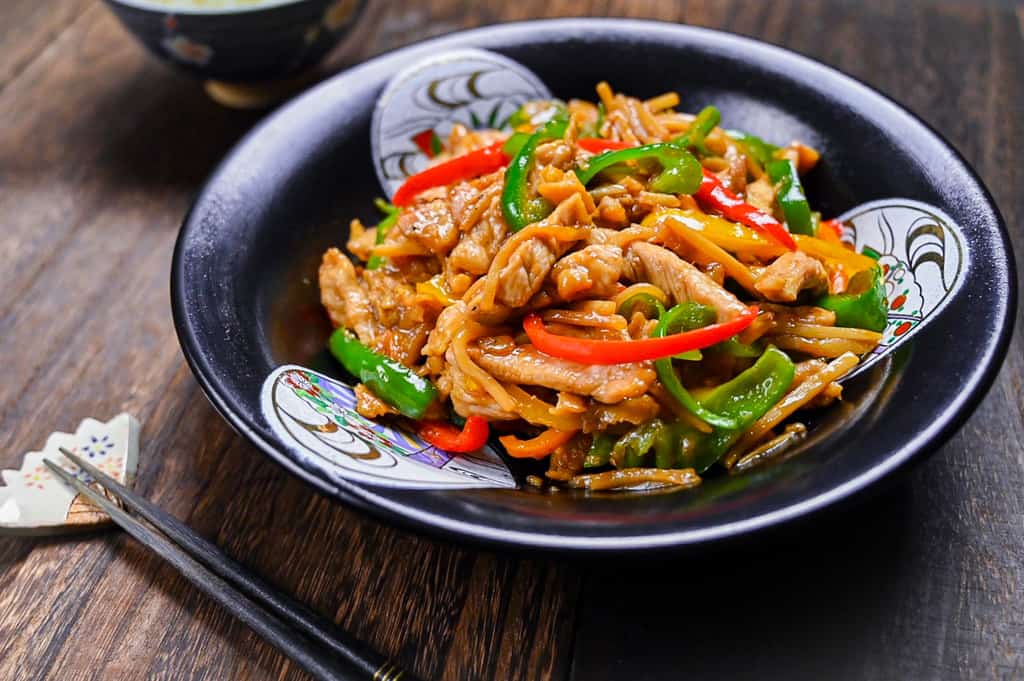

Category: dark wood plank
[0, 0, 94, 89]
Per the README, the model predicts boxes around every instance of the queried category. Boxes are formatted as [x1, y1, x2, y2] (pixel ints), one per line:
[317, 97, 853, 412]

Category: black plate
[172, 19, 1016, 552]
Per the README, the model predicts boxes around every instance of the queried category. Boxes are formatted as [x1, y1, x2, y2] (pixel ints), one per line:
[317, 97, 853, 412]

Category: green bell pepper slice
[713, 336, 764, 358]
[575, 142, 703, 195]
[659, 300, 716, 331]
[671, 105, 721, 153]
[725, 129, 779, 166]
[502, 131, 531, 158]
[653, 422, 687, 469]
[365, 198, 401, 270]
[501, 113, 569, 231]
[766, 158, 813, 236]
[328, 328, 438, 419]
[505, 100, 567, 131]
[676, 346, 796, 472]
[610, 419, 666, 469]
[583, 433, 616, 469]
[600, 347, 795, 472]
[619, 291, 701, 359]
[655, 301, 712, 361]
[653, 303, 740, 428]
[816, 265, 888, 332]
[616, 292, 666, 320]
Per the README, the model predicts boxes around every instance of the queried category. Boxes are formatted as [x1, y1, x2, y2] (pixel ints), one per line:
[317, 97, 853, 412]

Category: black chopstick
[47, 449, 417, 681]
[55, 447, 394, 672]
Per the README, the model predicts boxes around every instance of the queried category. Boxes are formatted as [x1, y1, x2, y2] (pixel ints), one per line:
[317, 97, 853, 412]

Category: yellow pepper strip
[642, 208, 784, 260]
[643, 208, 877, 276]
[415, 274, 457, 306]
[657, 214, 760, 295]
[503, 384, 584, 431]
[792, 235, 877, 272]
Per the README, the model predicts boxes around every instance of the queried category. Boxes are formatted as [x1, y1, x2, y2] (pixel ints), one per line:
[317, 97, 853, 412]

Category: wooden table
[1, 1, 1021, 679]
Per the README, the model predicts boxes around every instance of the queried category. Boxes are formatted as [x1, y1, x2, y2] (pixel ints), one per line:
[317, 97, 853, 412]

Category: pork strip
[449, 193, 507, 277]
[442, 348, 519, 421]
[469, 344, 655, 404]
[754, 251, 828, 302]
[551, 244, 624, 301]
[624, 241, 748, 321]
[394, 197, 459, 255]
[319, 248, 380, 344]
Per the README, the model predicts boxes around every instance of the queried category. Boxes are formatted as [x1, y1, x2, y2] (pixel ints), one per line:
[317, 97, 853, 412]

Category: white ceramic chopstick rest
[0, 413, 140, 535]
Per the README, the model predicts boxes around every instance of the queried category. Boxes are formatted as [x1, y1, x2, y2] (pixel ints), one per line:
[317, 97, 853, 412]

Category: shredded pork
[316, 83, 878, 483]
[469, 344, 655, 404]
[319, 248, 379, 344]
[624, 242, 749, 321]
[754, 251, 828, 302]
[552, 244, 624, 300]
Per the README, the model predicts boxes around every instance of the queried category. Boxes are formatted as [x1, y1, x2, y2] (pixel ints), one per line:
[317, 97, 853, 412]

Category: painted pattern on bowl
[104, 0, 365, 82]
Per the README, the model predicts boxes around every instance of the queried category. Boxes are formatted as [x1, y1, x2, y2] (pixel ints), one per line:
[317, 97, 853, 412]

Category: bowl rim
[106, 0, 311, 15]
[172, 17, 1017, 552]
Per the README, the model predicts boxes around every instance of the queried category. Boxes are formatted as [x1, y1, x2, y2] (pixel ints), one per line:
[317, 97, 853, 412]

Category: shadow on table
[80, 57, 367, 195]
[86, 68, 263, 193]
[570, 482, 925, 681]
[0, 535, 39, 578]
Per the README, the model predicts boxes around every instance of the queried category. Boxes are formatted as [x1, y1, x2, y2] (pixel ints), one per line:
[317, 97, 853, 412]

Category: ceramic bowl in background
[103, 0, 367, 104]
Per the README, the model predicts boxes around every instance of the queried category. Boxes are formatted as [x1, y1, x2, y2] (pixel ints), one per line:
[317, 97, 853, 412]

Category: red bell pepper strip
[523, 307, 760, 365]
[694, 169, 797, 251]
[417, 416, 490, 453]
[392, 142, 510, 206]
[577, 138, 636, 153]
[411, 129, 443, 158]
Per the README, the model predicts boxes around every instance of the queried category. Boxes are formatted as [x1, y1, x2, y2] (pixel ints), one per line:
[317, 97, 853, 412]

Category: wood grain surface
[0, 1, 1021, 680]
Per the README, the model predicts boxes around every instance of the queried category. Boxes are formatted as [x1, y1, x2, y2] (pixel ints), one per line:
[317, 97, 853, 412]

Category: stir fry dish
[318, 83, 887, 491]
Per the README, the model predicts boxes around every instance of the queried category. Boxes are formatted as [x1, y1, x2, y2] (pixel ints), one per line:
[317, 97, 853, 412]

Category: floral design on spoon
[829, 199, 967, 379]
[371, 48, 550, 197]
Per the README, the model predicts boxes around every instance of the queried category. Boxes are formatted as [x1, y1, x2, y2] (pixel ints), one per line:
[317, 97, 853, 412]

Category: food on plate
[317, 82, 887, 490]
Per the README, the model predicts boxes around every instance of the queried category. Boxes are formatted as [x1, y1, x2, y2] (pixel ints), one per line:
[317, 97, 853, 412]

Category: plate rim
[171, 17, 1018, 552]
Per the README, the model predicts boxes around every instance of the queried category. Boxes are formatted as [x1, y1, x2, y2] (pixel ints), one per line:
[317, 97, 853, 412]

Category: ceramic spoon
[370, 49, 968, 382]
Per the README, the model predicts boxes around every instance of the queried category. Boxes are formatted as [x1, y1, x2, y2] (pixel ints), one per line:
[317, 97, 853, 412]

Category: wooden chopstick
[46, 449, 416, 681]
